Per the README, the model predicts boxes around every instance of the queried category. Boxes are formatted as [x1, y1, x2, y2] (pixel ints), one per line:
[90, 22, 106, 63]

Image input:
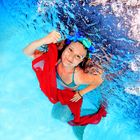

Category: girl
[23, 30, 103, 102]
[23, 30, 106, 126]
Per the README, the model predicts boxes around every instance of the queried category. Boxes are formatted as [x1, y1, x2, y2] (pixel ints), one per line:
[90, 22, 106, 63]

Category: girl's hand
[70, 91, 83, 102]
[88, 66, 103, 75]
[43, 30, 61, 44]
[85, 60, 103, 75]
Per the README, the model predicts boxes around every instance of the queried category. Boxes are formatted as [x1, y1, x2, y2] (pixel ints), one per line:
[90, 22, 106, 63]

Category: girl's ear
[78, 57, 88, 70]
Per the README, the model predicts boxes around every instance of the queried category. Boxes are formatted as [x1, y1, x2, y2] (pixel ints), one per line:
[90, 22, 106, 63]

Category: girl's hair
[56, 40, 103, 75]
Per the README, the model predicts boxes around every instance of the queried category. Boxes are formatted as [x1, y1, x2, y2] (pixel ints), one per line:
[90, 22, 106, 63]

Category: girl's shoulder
[75, 66, 103, 85]
[75, 66, 84, 75]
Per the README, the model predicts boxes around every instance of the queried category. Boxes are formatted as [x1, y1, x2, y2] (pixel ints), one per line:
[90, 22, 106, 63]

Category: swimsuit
[56, 61, 77, 89]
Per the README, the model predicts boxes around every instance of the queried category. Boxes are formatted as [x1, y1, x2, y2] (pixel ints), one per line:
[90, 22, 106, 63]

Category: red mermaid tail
[68, 105, 107, 126]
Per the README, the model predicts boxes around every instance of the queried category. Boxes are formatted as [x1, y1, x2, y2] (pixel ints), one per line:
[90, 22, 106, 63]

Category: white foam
[125, 86, 140, 96]
[130, 61, 139, 72]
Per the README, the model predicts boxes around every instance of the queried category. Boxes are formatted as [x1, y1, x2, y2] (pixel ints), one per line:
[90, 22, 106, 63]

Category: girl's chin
[63, 59, 71, 65]
[62, 58, 75, 67]
[62, 61, 73, 67]
[63, 62, 71, 67]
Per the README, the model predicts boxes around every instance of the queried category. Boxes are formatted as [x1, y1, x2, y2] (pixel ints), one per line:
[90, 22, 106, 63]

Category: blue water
[0, 0, 140, 140]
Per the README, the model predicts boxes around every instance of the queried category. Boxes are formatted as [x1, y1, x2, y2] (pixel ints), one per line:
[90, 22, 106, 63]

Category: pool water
[0, 0, 140, 140]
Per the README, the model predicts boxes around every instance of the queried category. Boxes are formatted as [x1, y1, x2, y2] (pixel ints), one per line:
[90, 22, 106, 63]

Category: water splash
[90, 0, 140, 42]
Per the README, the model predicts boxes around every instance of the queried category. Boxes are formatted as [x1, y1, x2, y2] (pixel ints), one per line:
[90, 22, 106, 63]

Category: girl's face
[61, 42, 87, 68]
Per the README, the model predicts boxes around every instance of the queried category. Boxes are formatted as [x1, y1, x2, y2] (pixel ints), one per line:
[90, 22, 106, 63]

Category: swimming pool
[0, 0, 140, 140]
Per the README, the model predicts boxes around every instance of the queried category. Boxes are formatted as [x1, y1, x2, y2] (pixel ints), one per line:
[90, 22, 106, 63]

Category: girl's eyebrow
[69, 45, 74, 48]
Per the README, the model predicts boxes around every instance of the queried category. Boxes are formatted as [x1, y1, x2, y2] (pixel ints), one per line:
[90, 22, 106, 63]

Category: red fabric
[32, 43, 106, 126]
[32, 44, 58, 103]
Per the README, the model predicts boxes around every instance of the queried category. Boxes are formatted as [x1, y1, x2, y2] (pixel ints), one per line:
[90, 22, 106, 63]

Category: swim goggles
[66, 34, 95, 58]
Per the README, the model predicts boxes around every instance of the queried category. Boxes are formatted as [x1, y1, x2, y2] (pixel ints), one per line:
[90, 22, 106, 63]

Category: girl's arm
[71, 72, 103, 102]
[23, 31, 61, 57]
[79, 77, 103, 96]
